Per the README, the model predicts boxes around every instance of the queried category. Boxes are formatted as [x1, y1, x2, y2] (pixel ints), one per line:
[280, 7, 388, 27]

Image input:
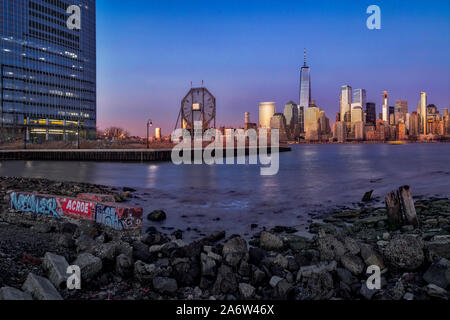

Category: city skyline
[97, 0, 449, 137]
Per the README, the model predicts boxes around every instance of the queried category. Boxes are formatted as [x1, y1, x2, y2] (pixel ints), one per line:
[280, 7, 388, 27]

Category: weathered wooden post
[385, 191, 402, 230]
[398, 185, 419, 228]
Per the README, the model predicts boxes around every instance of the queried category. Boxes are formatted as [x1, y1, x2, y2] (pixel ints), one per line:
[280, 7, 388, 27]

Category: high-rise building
[155, 128, 162, 140]
[259, 102, 276, 128]
[419, 92, 428, 134]
[409, 112, 419, 137]
[298, 49, 311, 133]
[382, 91, 389, 122]
[283, 101, 298, 129]
[389, 106, 395, 125]
[340, 85, 352, 122]
[270, 113, 288, 141]
[365, 102, 376, 125]
[352, 89, 366, 109]
[304, 104, 319, 140]
[0, 0, 97, 141]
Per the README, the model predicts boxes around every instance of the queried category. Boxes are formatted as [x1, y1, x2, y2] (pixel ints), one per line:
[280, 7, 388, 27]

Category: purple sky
[96, 0, 450, 137]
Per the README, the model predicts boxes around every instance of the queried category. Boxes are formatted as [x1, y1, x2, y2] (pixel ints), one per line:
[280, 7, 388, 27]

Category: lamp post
[146, 119, 153, 149]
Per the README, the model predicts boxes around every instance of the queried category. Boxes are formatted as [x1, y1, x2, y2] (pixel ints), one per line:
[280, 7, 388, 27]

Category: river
[0, 143, 449, 241]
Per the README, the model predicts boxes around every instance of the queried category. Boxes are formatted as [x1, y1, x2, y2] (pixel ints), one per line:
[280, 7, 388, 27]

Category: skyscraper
[259, 102, 276, 128]
[340, 85, 352, 122]
[352, 89, 366, 110]
[365, 102, 376, 125]
[420, 92, 428, 135]
[283, 101, 298, 135]
[0, 0, 97, 141]
[298, 49, 311, 133]
[382, 91, 389, 122]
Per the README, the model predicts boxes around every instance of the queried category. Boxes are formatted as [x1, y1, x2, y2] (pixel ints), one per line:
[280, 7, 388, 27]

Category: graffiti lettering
[10, 192, 61, 218]
[95, 205, 124, 230]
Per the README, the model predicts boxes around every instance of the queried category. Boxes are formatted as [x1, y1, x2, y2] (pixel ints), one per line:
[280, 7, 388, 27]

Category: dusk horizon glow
[97, 0, 450, 137]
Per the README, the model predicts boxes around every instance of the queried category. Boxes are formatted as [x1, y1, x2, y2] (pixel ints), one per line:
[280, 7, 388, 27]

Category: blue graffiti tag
[10, 192, 62, 218]
[95, 204, 124, 230]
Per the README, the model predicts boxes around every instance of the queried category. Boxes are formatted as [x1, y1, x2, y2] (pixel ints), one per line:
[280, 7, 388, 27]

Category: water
[1, 144, 449, 241]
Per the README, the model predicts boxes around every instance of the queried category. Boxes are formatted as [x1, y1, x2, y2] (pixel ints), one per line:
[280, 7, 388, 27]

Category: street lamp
[146, 119, 153, 149]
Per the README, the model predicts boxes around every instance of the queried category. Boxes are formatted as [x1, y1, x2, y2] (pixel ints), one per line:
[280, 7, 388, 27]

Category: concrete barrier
[8, 191, 142, 231]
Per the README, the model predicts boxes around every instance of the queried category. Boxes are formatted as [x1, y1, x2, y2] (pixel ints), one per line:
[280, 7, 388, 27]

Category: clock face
[182, 88, 215, 128]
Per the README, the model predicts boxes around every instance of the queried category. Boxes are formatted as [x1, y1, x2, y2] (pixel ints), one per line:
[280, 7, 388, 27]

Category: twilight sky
[96, 0, 450, 137]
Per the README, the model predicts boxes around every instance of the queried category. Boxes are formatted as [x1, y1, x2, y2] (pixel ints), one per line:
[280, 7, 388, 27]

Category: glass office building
[0, 0, 96, 142]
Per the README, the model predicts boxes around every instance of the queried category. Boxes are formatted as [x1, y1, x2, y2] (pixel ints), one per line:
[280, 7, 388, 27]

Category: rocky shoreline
[0, 177, 449, 300]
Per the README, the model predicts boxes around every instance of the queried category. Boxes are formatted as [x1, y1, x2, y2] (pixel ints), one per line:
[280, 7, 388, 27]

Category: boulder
[423, 258, 450, 289]
[172, 258, 201, 287]
[213, 265, 238, 295]
[360, 244, 385, 269]
[134, 261, 156, 284]
[222, 236, 248, 267]
[317, 234, 346, 261]
[296, 271, 334, 300]
[115, 254, 134, 278]
[425, 284, 448, 300]
[0, 287, 33, 300]
[336, 268, 358, 285]
[22, 273, 63, 300]
[148, 210, 167, 222]
[152, 277, 178, 296]
[73, 253, 103, 280]
[201, 253, 217, 278]
[238, 283, 255, 299]
[384, 235, 424, 270]
[259, 232, 283, 251]
[132, 241, 152, 263]
[42, 252, 69, 289]
[296, 261, 337, 281]
[340, 254, 365, 275]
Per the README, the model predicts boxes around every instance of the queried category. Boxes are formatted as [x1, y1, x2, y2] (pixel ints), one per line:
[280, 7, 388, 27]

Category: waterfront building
[340, 85, 352, 122]
[304, 104, 319, 140]
[284, 101, 298, 131]
[0, 0, 97, 141]
[334, 121, 347, 143]
[352, 89, 366, 112]
[409, 112, 419, 137]
[354, 121, 364, 141]
[398, 122, 408, 140]
[419, 92, 428, 134]
[259, 102, 276, 128]
[382, 91, 389, 122]
[298, 49, 311, 133]
[395, 100, 408, 123]
[389, 106, 395, 125]
[155, 128, 161, 140]
[244, 112, 257, 130]
[270, 113, 288, 141]
[365, 102, 377, 125]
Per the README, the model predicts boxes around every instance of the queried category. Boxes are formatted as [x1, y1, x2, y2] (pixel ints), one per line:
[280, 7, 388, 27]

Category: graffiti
[8, 191, 143, 231]
[10, 192, 61, 218]
[95, 204, 124, 231]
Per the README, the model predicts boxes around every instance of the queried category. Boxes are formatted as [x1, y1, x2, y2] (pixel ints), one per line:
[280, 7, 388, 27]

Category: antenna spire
[304, 48, 307, 67]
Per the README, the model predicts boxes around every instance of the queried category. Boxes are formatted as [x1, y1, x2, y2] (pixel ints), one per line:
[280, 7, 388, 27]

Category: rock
[274, 279, 293, 299]
[222, 236, 248, 267]
[148, 210, 167, 222]
[42, 252, 69, 289]
[238, 261, 251, 277]
[403, 292, 414, 300]
[360, 243, 385, 269]
[340, 254, 365, 275]
[384, 235, 424, 270]
[134, 261, 156, 284]
[0, 287, 33, 300]
[259, 232, 283, 251]
[336, 268, 358, 285]
[238, 283, 255, 299]
[359, 281, 378, 300]
[252, 268, 266, 285]
[116, 254, 133, 278]
[296, 271, 334, 300]
[201, 253, 217, 278]
[61, 222, 78, 234]
[73, 253, 103, 280]
[213, 265, 238, 295]
[382, 232, 390, 241]
[282, 235, 310, 252]
[343, 237, 360, 255]
[75, 234, 96, 253]
[152, 277, 178, 296]
[269, 276, 283, 288]
[401, 225, 415, 232]
[317, 234, 346, 261]
[426, 238, 450, 260]
[273, 254, 289, 269]
[249, 247, 266, 266]
[388, 280, 406, 300]
[172, 258, 201, 287]
[132, 241, 152, 263]
[296, 261, 337, 281]
[425, 284, 448, 300]
[31, 223, 52, 233]
[423, 258, 450, 289]
[57, 233, 75, 248]
[22, 273, 63, 300]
